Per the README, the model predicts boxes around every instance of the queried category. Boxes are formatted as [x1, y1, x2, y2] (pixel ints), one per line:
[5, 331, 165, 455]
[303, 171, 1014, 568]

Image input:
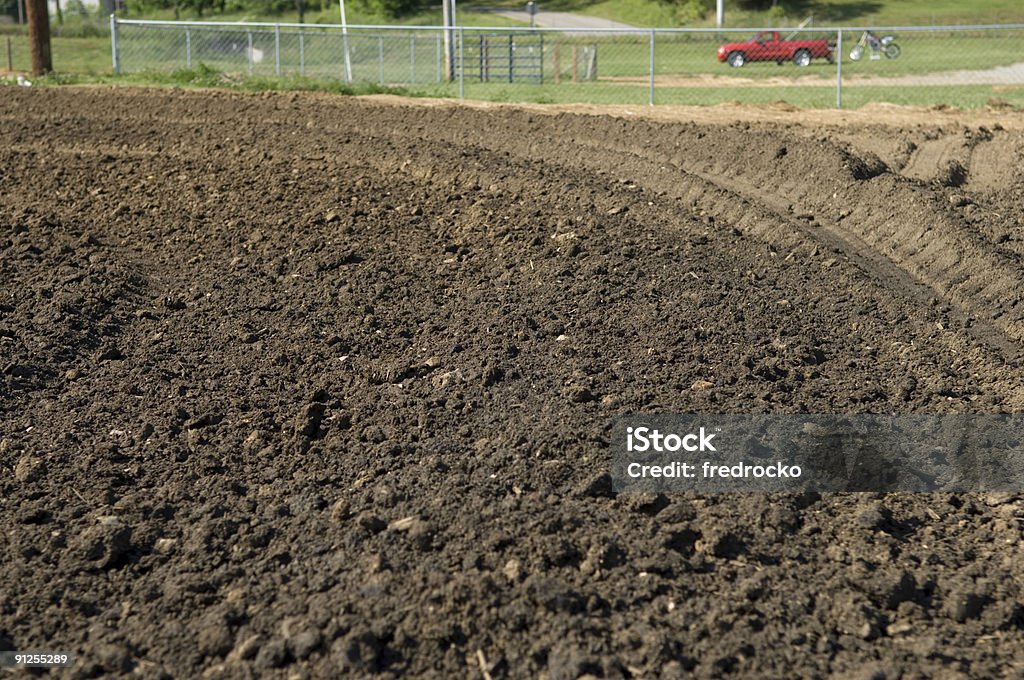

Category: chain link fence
[111, 19, 1024, 109]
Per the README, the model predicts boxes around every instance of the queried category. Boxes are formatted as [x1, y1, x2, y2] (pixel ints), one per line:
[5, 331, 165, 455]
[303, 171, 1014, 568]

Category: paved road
[481, 9, 637, 29]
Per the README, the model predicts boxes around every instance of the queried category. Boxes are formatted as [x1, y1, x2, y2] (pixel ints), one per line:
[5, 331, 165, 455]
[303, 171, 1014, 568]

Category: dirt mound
[2, 88, 1024, 678]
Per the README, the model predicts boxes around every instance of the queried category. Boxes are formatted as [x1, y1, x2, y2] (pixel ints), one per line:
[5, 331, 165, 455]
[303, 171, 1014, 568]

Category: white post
[340, 0, 352, 82]
[274, 24, 281, 76]
[458, 26, 464, 98]
[185, 27, 191, 69]
[716, 0, 724, 28]
[110, 14, 120, 74]
[835, 30, 842, 109]
[649, 29, 655, 106]
[442, 0, 453, 81]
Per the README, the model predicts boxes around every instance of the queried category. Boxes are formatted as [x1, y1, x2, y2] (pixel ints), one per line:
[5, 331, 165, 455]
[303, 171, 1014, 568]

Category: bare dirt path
[609, 61, 1024, 89]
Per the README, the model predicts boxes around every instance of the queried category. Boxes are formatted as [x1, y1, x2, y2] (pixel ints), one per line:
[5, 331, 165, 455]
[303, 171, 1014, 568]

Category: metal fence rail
[110, 18, 1024, 109]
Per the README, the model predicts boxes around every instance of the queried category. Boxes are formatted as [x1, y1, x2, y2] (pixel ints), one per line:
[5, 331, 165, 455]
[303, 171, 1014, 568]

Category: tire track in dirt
[8, 98, 1017, 401]
[899, 136, 968, 183]
[965, 134, 1022, 194]
[503, 118, 1024, 354]
[9, 94, 1024, 360]
[355, 108, 1024, 359]
[654, 130, 1024, 352]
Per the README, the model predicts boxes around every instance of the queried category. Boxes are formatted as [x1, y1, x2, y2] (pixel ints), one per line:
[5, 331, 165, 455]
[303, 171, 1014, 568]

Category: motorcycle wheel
[884, 44, 901, 59]
[849, 45, 864, 61]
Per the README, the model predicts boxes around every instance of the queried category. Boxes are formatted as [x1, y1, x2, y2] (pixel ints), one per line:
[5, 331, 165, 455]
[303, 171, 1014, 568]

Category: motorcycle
[849, 31, 901, 60]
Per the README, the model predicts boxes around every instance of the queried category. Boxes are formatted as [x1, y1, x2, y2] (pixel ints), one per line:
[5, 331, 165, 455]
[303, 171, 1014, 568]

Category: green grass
[3, 34, 111, 74]
[4, 29, 1018, 82]
[5, 63, 1019, 112]
[9, 63, 446, 95]
[456, 80, 1024, 109]
[3, 4, 1022, 112]
[647, 30, 1024, 78]
[108, 4, 527, 27]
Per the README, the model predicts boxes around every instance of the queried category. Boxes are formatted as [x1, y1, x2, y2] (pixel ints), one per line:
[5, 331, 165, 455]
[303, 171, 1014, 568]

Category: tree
[356, 0, 427, 20]
[25, 0, 51, 75]
[657, 0, 714, 24]
[0, 0, 19, 22]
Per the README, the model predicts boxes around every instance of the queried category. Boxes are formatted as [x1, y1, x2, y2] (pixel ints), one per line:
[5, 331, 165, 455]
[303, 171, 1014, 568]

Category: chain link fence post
[436, 32, 442, 83]
[835, 29, 843, 109]
[185, 27, 191, 69]
[458, 27, 464, 99]
[109, 14, 119, 74]
[649, 29, 656, 106]
[342, 26, 352, 83]
[274, 24, 281, 76]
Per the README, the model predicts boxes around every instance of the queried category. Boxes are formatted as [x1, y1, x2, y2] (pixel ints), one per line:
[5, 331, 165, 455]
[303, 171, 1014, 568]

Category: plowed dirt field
[3, 88, 1024, 678]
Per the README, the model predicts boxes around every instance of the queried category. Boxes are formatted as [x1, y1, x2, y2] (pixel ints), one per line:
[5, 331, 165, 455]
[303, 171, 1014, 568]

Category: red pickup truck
[717, 31, 834, 68]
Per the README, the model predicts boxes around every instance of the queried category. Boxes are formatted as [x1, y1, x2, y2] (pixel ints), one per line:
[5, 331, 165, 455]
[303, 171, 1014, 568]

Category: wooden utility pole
[25, 0, 52, 76]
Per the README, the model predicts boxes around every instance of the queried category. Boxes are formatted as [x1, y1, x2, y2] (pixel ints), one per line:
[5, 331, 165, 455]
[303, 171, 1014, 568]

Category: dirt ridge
[3, 88, 1024, 679]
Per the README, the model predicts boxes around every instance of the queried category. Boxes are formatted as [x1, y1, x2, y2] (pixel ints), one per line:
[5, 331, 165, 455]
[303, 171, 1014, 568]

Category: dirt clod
[4, 88, 1024, 679]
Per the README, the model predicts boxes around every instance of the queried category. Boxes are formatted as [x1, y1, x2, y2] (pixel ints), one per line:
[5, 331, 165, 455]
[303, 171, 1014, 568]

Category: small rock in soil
[295, 403, 326, 438]
[943, 587, 988, 623]
[197, 622, 234, 658]
[697, 528, 745, 559]
[162, 296, 187, 310]
[563, 384, 596, 403]
[14, 454, 44, 483]
[73, 521, 133, 570]
[97, 346, 124, 361]
[577, 472, 613, 499]
[230, 635, 262, 661]
[253, 638, 289, 669]
[288, 630, 322, 660]
[356, 512, 387, 534]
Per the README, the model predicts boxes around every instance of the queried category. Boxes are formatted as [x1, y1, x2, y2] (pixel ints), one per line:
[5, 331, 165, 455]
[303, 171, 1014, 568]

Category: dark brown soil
[3, 88, 1024, 679]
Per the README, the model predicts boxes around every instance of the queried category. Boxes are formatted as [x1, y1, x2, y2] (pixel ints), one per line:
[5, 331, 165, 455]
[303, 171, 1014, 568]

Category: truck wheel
[727, 51, 746, 68]
[793, 49, 811, 67]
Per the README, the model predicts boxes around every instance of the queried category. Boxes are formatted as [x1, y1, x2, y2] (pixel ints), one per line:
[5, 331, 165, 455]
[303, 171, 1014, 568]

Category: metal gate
[461, 32, 544, 84]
